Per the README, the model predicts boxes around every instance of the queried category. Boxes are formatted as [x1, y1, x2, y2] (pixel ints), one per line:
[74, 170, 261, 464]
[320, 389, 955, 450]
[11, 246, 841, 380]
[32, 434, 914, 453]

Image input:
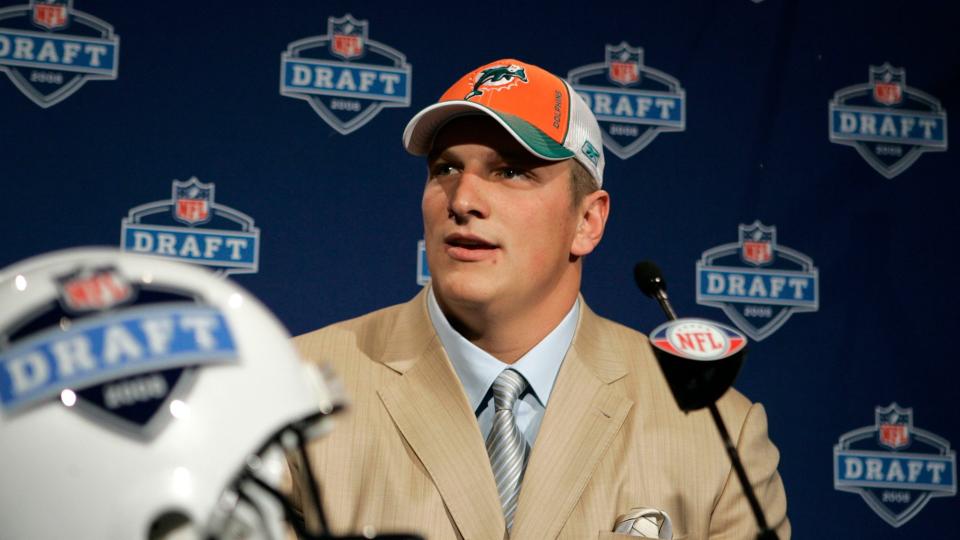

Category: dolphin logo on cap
[465, 64, 528, 100]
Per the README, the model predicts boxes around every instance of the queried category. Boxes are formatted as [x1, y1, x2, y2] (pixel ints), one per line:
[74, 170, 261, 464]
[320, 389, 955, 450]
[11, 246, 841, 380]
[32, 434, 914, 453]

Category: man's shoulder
[296, 301, 404, 340]
[294, 300, 409, 361]
[293, 291, 434, 373]
[575, 302, 653, 357]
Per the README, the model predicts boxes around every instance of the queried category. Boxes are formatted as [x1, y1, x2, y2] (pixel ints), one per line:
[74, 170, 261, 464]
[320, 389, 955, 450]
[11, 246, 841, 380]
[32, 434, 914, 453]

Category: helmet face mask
[209, 407, 341, 540]
[0, 248, 341, 540]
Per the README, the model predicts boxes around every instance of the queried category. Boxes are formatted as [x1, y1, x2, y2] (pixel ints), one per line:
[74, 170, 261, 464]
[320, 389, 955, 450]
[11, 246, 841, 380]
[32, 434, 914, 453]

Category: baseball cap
[402, 58, 605, 186]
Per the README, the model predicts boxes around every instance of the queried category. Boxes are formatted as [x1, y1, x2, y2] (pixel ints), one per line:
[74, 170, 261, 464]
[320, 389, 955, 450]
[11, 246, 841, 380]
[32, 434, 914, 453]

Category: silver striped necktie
[485, 368, 530, 530]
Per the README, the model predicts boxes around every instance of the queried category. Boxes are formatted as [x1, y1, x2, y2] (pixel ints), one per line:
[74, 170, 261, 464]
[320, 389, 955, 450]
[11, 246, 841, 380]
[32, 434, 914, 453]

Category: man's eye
[431, 164, 457, 176]
[499, 168, 528, 180]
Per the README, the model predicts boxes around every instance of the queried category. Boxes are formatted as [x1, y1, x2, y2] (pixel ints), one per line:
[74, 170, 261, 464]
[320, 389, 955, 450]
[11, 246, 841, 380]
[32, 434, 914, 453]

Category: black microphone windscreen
[634, 261, 666, 298]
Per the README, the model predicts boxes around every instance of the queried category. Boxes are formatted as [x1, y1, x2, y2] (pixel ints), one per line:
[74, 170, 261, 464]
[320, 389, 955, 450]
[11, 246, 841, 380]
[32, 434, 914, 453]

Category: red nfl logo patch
[176, 198, 209, 224]
[604, 42, 644, 88]
[875, 403, 913, 451]
[869, 63, 905, 107]
[738, 221, 777, 267]
[333, 34, 362, 59]
[742, 241, 772, 265]
[33, 2, 68, 30]
[879, 422, 910, 450]
[328, 15, 367, 60]
[873, 82, 903, 106]
[172, 177, 214, 226]
[59, 268, 133, 312]
[609, 62, 639, 86]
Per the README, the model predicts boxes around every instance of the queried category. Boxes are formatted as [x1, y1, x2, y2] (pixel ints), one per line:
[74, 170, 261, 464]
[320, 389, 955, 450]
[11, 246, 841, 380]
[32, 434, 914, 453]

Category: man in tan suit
[292, 59, 790, 539]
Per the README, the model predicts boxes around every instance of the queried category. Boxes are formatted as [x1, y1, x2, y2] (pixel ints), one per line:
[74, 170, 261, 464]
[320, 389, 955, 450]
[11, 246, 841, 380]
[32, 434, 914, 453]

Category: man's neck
[436, 286, 580, 364]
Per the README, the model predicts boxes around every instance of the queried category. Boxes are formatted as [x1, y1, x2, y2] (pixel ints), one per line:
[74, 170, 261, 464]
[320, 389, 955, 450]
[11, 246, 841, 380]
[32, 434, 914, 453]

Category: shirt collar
[426, 286, 580, 413]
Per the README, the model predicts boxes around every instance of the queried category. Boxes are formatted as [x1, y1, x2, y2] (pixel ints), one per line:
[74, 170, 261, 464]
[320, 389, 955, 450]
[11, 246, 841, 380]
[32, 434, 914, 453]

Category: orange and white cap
[403, 58, 605, 186]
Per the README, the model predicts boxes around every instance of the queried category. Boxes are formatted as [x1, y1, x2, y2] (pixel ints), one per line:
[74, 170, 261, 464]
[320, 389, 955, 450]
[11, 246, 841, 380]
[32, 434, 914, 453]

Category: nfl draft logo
[0, 0, 119, 108]
[120, 178, 260, 275]
[834, 404, 956, 527]
[829, 63, 947, 178]
[280, 14, 412, 135]
[696, 221, 819, 341]
[0, 267, 238, 438]
[567, 42, 685, 159]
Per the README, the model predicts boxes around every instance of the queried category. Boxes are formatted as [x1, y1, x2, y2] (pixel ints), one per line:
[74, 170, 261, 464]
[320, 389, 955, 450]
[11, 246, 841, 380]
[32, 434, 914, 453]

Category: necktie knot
[492, 368, 527, 412]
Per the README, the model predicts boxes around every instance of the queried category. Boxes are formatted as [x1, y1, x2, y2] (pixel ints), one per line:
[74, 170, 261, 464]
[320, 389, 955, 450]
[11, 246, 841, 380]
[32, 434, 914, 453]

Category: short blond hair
[570, 159, 600, 207]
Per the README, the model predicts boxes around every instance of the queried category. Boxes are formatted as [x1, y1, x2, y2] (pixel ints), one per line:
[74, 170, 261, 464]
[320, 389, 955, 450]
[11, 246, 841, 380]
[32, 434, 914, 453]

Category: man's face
[422, 115, 582, 321]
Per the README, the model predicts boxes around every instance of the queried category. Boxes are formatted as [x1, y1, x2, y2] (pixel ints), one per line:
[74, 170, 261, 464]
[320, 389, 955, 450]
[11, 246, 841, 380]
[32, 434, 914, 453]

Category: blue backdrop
[2, 0, 957, 536]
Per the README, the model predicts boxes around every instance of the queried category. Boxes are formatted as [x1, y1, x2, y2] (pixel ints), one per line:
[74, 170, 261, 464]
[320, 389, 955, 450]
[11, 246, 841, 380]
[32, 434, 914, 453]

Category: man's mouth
[444, 234, 499, 260]
[446, 236, 497, 249]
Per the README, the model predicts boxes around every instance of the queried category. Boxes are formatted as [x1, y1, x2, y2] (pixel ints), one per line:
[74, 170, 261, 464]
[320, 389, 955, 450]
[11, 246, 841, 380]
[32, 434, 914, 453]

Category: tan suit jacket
[292, 289, 790, 539]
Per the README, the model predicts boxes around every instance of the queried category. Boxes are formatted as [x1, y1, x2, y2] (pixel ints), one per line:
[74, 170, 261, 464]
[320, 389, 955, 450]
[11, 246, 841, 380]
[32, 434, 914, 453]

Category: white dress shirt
[426, 287, 579, 448]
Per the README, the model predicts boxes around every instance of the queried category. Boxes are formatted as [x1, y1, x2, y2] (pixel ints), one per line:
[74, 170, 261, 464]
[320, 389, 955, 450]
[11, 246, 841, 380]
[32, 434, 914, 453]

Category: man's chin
[431, 275, 498, 312]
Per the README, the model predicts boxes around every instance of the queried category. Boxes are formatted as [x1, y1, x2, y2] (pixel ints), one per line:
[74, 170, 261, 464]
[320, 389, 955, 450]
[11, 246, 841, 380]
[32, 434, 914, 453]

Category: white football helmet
[0, 248, 342, 539]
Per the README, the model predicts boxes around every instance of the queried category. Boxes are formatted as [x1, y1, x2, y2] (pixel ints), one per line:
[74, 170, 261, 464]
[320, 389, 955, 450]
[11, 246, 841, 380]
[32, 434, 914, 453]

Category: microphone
[633, 261, 677, 320]
[634, 261, 778, 540]
[634, 261, 746, 411]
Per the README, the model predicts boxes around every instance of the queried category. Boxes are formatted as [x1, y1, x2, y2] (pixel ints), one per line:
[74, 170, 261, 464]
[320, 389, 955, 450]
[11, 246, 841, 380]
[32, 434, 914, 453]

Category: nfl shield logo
[32, 0, 71, 31]
[738, 222, 775, 266]
[57, 266, 134, 313]
[606, 43, 642, 86]
[871, 64, 904, 106]
[877, 403, 912, 450]
[172, 177, 214, 226]
[329, 14, 367, 60]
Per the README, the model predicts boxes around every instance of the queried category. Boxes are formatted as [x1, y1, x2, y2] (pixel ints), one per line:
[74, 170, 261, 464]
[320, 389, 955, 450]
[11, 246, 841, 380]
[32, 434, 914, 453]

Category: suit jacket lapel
[376, 290, 505, 539]
[511, 302, 633, 540]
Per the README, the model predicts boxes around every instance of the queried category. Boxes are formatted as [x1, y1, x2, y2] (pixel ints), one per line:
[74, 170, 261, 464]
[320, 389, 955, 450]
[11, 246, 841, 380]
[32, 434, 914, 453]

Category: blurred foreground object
[0, 247, 344, 539]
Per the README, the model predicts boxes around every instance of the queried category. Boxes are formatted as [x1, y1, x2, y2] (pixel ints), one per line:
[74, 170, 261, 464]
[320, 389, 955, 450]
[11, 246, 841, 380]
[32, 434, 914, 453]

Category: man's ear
[571, 189, 610, 257]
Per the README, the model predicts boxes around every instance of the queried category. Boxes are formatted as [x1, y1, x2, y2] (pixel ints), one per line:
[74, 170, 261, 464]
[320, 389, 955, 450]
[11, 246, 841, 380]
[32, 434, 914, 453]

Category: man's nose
[447, 170, 490, 222]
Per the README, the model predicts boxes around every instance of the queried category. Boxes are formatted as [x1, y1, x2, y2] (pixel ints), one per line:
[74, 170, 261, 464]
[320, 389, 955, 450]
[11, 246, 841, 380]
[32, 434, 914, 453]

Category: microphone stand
[640, 265, 778, 540]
